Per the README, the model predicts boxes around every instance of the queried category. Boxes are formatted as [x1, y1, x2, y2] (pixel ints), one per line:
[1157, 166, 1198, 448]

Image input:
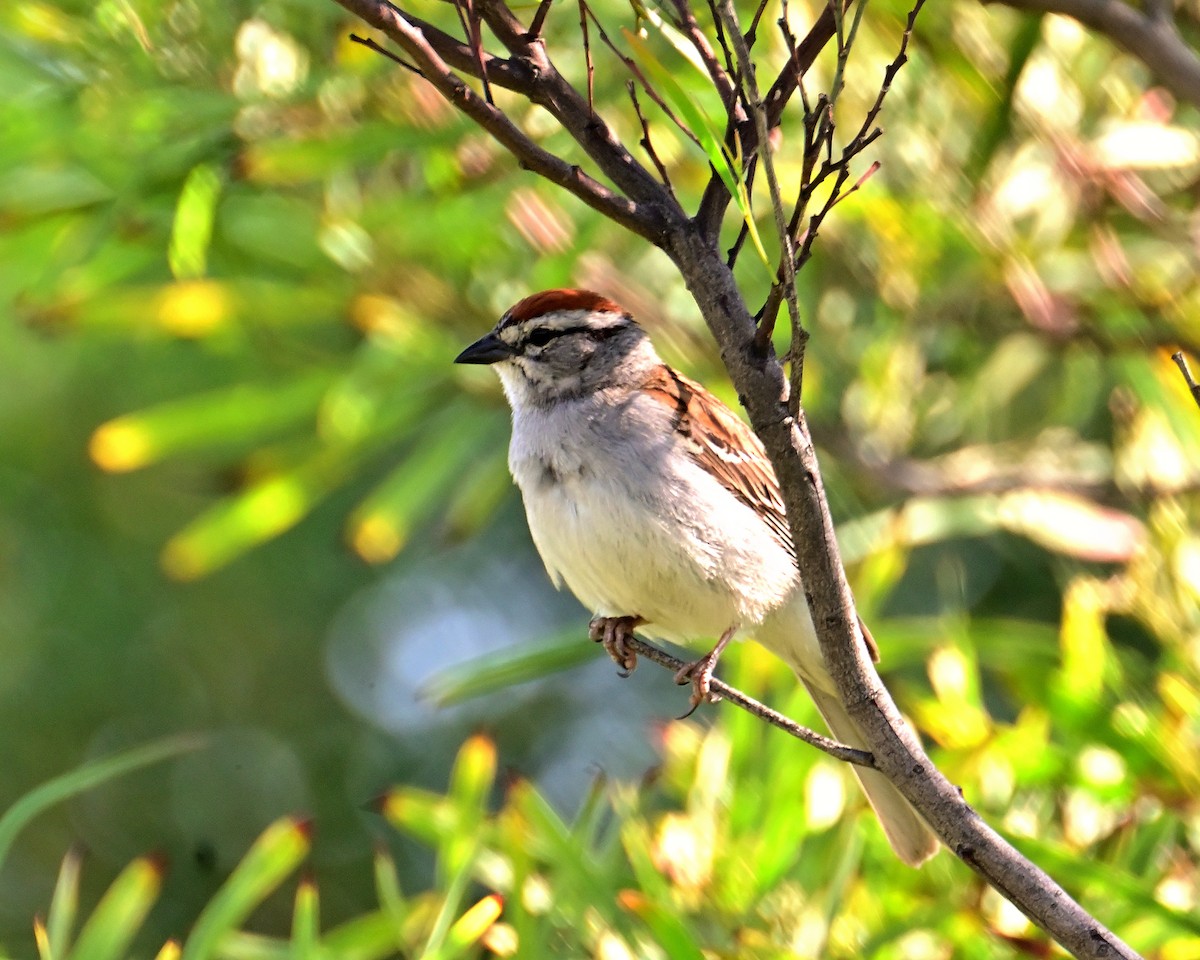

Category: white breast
[506, 390, 798, 646]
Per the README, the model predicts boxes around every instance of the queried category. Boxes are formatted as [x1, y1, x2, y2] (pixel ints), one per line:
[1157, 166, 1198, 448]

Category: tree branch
[616, 635, 876, 765]
[472, 0, 686, 216]
[333, 0, 668, 241]
[1172, 351, 1200, 409]
[983, 0, 1200, 109]
[695, 0, 849, 242]
[715, 0, 805, 373]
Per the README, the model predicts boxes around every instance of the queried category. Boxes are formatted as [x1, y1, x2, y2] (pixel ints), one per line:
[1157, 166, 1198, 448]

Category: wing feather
[641, 366, 795, 561]
[639, 364, 881, 663]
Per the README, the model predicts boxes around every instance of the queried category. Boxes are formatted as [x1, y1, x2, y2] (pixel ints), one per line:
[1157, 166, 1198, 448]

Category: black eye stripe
[520, 322, 627, 349]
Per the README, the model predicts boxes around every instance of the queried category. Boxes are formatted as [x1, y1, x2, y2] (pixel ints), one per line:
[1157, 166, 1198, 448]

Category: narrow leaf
[45, 848, 84, 960]
[65, 856, 165, 960]
[422, 630, 597, 706]
[0, 736, 202, 872]
[180, 817, 312, 960]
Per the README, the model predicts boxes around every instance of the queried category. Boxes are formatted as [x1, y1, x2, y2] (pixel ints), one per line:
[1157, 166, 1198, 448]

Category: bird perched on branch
[455, 288, 937, 866]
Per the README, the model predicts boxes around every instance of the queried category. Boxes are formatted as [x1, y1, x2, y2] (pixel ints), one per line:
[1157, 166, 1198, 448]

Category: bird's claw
[673, 654, 723, 717]
[589, 615, 644, 677]
[672, 626, 736, 719]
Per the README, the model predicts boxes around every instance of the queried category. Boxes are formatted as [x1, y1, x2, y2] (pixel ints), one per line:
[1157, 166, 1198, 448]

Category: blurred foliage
[2, 0, 1200, 957]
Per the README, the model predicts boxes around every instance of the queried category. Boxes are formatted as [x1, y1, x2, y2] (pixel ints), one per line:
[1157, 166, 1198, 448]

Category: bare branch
[744, 0, 772, 49]
[527, 0, 554, 38]
[578, 0, 594, 113]
[764, 0, 852, 128]
[580, 4, 705, 148]
[843, 0, 922, 154]
[451, 0, 494, 104]
[716, 0, 803, 370]
[1172, 351, 1200, 409]
[983, 0, 1200, 109]
[697, 0, 847, 241]
[349, 33, 423, 74]
[349, 5, 535, 90]
[628, 82, 677, 199]
[471, 0, 686, 216]
[615, 635, 876, 765]
[332, 0, 665, 240]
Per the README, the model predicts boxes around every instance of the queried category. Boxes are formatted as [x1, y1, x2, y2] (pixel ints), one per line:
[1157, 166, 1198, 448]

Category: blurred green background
[2, 0, 1200, 956]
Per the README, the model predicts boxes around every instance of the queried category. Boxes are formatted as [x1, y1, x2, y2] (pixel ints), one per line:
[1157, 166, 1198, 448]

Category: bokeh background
[3, 0, 1200, 956]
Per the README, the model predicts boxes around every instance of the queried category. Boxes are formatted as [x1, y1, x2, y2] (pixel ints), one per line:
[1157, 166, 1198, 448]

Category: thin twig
[527, 0, 554, 37]
[335, 0, 665, 240]
[1172, 352, 1200, 409]
[744, 0, 772, 49]
[452, 0, 495, 104]
[717, 0, 805, 373]
[578, 0, 594, 113]
[581, 5, 703, 148]
[349, 33, 424, 74]
[697, 0, 847, 244]
[628, 82, 676, 198]
[723, 154, 757, 267]
[705, 0, 738, 82]
[618, 636, 876, 767]
[764, 0, 851, 128]
[843, 0, 924, 157]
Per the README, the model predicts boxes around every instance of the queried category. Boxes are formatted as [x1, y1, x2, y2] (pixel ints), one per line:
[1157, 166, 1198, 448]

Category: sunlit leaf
[346, 403, 505, 564]
[44, 848, 82, 960]
[65, 856, 164, 960]
[290, 877, 320, 960]
[169, 164, 223, 280]
[161, 453, 348, 581]
[180, 817, 312, 960]
[90, 372, 334, 473]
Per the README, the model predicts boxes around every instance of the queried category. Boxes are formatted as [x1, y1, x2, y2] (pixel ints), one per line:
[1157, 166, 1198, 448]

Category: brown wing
[641, 364, 882, 664]
[641, 365, 795, 562]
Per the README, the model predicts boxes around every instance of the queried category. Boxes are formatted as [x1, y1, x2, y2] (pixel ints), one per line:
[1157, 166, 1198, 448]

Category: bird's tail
[800, 679, 939, 867]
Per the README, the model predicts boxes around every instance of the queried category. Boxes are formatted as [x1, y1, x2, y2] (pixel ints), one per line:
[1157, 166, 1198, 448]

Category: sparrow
[455, 288, 937, 866]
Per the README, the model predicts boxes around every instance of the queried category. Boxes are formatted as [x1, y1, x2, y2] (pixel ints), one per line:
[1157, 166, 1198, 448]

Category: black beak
[454, 331, 514, 365]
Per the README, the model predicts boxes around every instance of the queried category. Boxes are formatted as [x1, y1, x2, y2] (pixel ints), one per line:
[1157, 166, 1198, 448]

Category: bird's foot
[588, 615, 645, 678]
[673, 627, 736, 717]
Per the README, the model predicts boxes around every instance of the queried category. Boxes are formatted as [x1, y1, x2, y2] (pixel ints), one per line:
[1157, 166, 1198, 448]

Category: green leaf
[320, 912, 407, 960]
[44, 849, 83, 960]
[290, 878, 320, 960]
[346, 402, 506, 564]
[0, 736, 202, 873]
[421, 630, 598, 706]
[616, 889, 706, 960]
[431, 895, 503, 960]
[180, 817, 312, 960]
[371, 848, 408, 937]
[169, 164, 222, 280]
[89, 372, 335, 473]
[65, 857, 164, 960]
[160, 448, 353, 580]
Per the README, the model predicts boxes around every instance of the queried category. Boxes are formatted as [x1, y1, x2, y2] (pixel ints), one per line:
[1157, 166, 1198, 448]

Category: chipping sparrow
[455, 288, 937, 866]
